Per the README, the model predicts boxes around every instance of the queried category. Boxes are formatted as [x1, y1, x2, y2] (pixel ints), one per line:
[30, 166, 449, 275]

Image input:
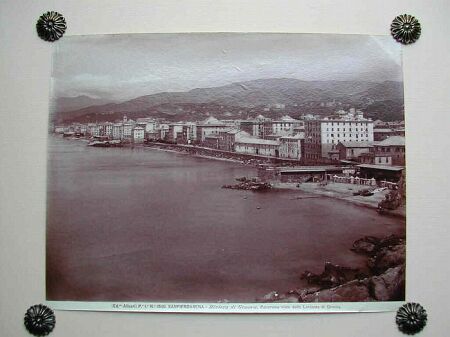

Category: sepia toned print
[47, 33, 406, 310]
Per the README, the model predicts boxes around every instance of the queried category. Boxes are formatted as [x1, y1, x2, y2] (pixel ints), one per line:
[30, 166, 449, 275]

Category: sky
[51, 33, 403, 101]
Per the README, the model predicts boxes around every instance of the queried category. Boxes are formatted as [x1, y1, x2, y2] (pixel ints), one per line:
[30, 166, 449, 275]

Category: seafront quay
[143, 141, 304, 166]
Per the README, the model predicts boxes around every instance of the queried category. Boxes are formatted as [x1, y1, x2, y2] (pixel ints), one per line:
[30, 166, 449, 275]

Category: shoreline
[63, 137, 406, 218]
[147, 146, 246, 164]
[272, 182, 406, 218]
[257, 234, 406, 303]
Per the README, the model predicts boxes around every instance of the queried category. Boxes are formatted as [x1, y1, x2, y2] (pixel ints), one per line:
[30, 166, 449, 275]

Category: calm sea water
[47, 136, 405, 302]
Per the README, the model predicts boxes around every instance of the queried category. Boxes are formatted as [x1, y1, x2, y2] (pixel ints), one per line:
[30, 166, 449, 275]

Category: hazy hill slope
[54, 78, 404, 123]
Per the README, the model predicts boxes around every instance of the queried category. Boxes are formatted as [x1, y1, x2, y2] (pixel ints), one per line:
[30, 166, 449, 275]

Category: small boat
[87, 140, 110, 147]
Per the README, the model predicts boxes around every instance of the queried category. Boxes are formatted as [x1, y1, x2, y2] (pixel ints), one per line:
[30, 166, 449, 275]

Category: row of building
[55, 109, 405, 166]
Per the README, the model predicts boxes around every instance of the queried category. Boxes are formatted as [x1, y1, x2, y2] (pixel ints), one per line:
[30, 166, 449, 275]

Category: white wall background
[0, 1, 449, 336]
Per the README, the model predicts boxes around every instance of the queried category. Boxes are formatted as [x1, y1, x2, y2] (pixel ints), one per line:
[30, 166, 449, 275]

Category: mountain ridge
[53, 78, 404, 123]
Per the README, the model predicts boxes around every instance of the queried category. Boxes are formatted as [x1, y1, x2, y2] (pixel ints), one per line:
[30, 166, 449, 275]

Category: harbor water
[47, 136, 405, 302]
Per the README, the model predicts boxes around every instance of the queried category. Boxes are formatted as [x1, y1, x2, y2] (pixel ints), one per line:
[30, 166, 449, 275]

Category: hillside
[53, 78, 404, 123]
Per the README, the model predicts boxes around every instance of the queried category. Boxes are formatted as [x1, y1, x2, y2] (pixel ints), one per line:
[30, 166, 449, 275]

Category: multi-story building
[167, 123, 184, 143]
[263, 116, 304, 138]
[91, 124, 103, 137]
[112, 123, 123, 140]
[239, 115, 269, 138]
[374, 128, 406, 141]
[304, 112, 374, 161]
[87, 123, 97, 136]
[218, 129, 251, 152]
[123, 120, 135, 139]
[133, 126, 145, 143]
[336, 141, 373, 161]
[196, 117, 232, 143]
[180, 123, 197, 144]
[158, 124, 169, 140]
[279, 134, 303, 160]
[104, 122, 113, 138]
[373, 136, 405, 166]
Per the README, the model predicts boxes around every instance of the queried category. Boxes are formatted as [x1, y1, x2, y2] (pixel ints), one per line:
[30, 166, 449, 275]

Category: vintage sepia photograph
[47, 33, 406, 310]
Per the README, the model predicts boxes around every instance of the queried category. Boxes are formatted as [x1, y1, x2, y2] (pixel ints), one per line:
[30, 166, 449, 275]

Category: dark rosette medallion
[36, 11, 67, 42]
[391, 14, 421, 44]
[396, 302, 427, 335]
[24, 304, 56, 336]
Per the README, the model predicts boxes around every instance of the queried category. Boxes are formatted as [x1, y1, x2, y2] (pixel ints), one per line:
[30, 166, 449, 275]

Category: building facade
[373, 136, 405, 166]
[304, 112, 374, 161]
[112, 123, 123, 140]
[336, 141, 373, 161]
[279, 135, 303, 160]
[196, 117, 232, 143]
[263, 116, 304, 138]
[133, 126, 145, 143]
[235, 137, 280, 157]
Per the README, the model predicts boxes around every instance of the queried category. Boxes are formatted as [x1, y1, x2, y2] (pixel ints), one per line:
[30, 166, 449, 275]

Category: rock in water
[370, 265, 405, 301]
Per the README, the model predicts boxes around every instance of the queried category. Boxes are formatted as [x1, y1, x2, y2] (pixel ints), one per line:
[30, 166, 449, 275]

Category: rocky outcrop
[370, 265, 405, 301]
[301, 279, 372, 302]
[351, 234, 405, 256]
[369, 244, 405, 274]
[258, 234, 406, 303]
[301, 262, 361, 288]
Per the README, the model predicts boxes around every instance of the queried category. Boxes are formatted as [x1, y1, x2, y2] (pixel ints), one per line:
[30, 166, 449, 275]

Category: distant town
[53, 107, 405, 168]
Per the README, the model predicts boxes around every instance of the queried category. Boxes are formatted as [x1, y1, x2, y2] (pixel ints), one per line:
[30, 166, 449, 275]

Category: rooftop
[280, 115, 298, 122]
[236, 137, 279, 146]
[199, 116, 224, 125]
[374, 128, 396, 133]
[357, 164, 404, 171]
[375, 136, 405, 147]
[280, 134, 304, 140]
[338, 141, 373, 148]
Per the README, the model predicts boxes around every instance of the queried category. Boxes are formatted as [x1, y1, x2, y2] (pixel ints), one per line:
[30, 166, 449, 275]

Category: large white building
[104, 122, 113, 138]
[112, 123, 123, 140]
[196, 117, 233, 143]
[304, 111, 374, 160]
[263, 115, 304, 138]
[133, 126, 145, 143]
[123, 121, 135, 139]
